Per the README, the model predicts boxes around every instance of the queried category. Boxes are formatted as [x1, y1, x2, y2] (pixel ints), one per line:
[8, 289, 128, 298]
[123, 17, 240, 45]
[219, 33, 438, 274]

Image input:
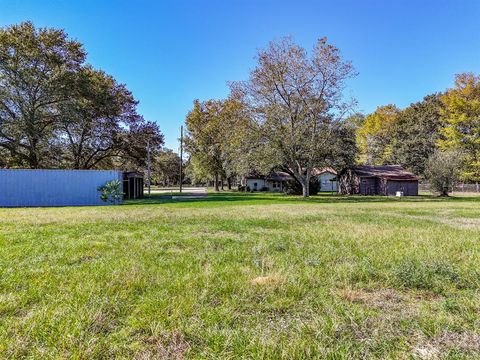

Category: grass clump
[392, 259, 463, 292]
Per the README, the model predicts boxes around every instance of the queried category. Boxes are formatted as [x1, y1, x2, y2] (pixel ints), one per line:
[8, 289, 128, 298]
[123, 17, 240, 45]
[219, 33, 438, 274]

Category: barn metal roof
[351, 165, 418, 180]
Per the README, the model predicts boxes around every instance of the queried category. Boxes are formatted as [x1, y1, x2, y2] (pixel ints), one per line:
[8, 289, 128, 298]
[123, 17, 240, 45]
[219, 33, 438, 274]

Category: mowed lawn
[1, 193, 480, 359]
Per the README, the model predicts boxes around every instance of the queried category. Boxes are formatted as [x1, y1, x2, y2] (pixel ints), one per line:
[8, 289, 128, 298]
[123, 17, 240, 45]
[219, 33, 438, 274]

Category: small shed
[123, 171, 144, 199]
[338, 165, 419, 196]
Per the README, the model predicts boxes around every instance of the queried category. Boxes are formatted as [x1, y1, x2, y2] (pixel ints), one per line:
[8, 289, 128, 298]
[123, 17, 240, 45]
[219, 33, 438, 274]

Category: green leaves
[0, 22, 164, 169]
[98, 180, 123, 204]
[438, 73, 480, 182]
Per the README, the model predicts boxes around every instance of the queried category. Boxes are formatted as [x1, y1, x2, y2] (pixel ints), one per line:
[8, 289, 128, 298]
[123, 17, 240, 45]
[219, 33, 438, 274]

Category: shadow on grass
[123, 191, 480, 207]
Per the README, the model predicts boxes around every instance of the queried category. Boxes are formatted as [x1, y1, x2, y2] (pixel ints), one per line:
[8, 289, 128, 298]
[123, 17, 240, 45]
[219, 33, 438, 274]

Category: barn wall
[359, 177, 377, 195]
[0, 169, 123, 207]
[386, 180, 418, 196]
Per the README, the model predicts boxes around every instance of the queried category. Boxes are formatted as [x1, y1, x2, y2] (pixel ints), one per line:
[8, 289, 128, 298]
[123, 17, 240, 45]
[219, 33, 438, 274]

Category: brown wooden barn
[338, 165, 419, 196]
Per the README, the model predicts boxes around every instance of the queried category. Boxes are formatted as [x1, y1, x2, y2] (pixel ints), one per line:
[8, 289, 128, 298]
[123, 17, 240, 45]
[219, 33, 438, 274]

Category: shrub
[260, 186, 269, 192]
[425, 150, 463, 196]
[98, 179, 123, 204]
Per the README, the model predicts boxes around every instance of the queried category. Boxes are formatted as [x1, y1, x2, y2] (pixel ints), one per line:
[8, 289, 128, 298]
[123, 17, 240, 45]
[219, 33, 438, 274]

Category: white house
[241, 168, 338, 193]
[313, 167, 338, 192]
[242, 171, 293, 192]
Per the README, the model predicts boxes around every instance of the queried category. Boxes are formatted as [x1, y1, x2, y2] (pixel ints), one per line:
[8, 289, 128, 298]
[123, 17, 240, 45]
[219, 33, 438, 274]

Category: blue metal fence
[0, 169, 123, 207]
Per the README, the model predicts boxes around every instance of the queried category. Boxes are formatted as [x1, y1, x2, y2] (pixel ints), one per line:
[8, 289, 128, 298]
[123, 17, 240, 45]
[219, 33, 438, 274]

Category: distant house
[242, 167, 339, 193]
[312, 167, 337, 192]
[338, 165, 419, 196]
[242, 171, 293, 192]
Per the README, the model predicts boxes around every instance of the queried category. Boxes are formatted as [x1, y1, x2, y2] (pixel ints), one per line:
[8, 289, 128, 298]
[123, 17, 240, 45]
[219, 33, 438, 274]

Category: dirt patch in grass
[250, 274, 284, 286]
[338, 287, 440, 312]
[413, 331, 480, 359]
[136, 331, 190, 360]
[67, 255, 96, 266]
[336, 287, 442, 347]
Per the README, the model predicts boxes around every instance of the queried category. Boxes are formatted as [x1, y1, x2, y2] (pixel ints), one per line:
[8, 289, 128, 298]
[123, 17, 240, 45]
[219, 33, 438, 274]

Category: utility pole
[147, 140, 151, 198]
[179, 125, 183, 193]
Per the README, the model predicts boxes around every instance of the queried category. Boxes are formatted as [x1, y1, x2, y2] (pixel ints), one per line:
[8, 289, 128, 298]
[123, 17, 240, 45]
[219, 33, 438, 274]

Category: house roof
[312, 167, 337, 176]
[350, 165, 418, 180]
[266, 171, 293, 181]
[245, 171, 293, 181]
[247, 168, 338, 181]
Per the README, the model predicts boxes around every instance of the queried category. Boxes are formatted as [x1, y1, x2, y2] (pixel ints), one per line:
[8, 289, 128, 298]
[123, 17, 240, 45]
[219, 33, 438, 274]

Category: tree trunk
[227, 177, 232, 190]
[28, 138, 40, 169]
[221, 178, 224, 191]
[214, 173, 220, 192]
[302, 179, 310, 197]
[442, 183, 449, 196]
[302, 169, 311, 198]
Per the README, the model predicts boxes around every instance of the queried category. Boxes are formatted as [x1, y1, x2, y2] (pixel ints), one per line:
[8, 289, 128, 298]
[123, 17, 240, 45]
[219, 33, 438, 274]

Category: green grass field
[1, 192, 480, 359]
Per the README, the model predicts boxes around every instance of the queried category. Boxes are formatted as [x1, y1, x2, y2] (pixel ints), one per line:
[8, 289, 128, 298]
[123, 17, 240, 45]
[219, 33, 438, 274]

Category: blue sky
[1, 0, 479, 150]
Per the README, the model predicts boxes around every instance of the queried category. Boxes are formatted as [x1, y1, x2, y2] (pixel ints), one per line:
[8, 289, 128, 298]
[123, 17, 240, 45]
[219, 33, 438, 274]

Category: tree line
[0, 22, 163, 170]
[184, 37, 480, 196]
[2, 22, 477, 195]
[356, 72, 480, 190]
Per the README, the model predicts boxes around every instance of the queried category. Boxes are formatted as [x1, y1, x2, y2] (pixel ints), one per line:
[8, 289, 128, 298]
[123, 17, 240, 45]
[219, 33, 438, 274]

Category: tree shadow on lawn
[123, 191, 480, 207]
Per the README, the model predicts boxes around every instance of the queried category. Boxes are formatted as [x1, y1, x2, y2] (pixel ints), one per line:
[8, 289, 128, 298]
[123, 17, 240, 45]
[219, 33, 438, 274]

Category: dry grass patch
[438, 217, 480, 230]
[337, 287, 439, 312]
[250, 274, 284, 286]
[135, 332, 190, 360]
[413, 331, 480, 359]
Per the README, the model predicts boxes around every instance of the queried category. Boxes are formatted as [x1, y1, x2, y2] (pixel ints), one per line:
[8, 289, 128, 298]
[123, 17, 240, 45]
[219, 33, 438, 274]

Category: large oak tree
[0, 21, 84, 167]
[0, 22, 163, 169]
[231, 37, 357, 196]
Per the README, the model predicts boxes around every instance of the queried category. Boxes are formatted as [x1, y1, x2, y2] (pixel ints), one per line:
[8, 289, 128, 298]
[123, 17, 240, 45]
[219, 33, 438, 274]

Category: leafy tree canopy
[231, 36, 357, 197]
[0, 22, 163, 169]
[438, 73, 480, 182]
[357, 104, 401, 165]
[389, 94, 443, 177]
